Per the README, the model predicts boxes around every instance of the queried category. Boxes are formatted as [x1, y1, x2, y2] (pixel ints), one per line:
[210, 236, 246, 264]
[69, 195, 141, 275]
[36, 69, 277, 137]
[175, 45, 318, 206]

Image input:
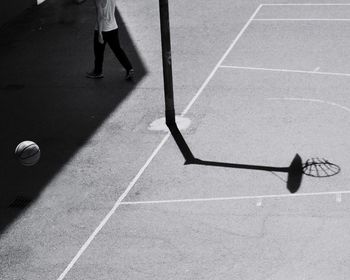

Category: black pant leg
[94, 31, 106, 73]
[105, 29, 133, 71]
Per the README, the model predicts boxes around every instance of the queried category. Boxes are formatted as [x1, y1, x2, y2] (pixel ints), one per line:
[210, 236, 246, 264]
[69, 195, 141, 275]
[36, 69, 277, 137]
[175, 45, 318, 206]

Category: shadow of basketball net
[167, 124, 341, 193]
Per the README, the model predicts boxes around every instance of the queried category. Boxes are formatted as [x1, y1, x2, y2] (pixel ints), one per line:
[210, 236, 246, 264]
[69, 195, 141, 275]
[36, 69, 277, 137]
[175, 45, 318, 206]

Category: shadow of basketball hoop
[167, 123, 340, 194]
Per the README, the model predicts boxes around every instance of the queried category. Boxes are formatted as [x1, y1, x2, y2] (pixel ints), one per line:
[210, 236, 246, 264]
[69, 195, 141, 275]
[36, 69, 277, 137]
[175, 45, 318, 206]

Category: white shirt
[95, 0, 118, 32]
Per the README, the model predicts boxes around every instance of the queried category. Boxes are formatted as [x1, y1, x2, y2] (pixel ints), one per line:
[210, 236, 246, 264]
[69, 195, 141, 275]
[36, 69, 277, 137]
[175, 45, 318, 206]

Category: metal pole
[159, 0, 176, 126]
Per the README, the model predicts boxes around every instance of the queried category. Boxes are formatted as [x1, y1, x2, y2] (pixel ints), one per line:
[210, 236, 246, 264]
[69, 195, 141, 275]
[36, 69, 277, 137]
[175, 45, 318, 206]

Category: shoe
[125, 69, 135, 80]
[86, 71, 104, 79]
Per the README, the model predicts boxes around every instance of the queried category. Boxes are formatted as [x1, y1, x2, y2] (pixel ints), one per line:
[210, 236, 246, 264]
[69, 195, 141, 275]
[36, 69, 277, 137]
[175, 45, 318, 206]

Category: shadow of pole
[167, 123, 303, 193]
[159, 0, 302, 193]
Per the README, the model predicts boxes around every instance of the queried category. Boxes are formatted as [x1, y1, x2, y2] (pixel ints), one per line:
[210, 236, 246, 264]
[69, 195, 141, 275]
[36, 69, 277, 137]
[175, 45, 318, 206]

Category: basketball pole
[159, 0, 196, 163]
[159, 0, 176, 126]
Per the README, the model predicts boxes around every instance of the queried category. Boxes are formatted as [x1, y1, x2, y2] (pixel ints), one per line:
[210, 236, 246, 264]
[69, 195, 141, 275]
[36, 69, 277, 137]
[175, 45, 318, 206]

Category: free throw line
[56, 5, 263, 280]
[253, 18, 350, 21]
[121, 190, 350, 206]
[261, 3, 350, 6]
[220, 65, 350, 78]
[267, 97, 350, 113]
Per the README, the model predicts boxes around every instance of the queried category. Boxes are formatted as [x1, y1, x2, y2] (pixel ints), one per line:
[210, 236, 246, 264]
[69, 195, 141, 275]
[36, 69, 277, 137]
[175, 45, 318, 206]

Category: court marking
[122, 2, 350, 210]
[57, 3, 350, 279]
[267, 97, 350, 114]
[181, 4, 263, 116]
[56, 4, 264, 280]
[261, 3, 350, 6]
[253, 18, 350, 21]
[121, 190, 350, 206]
[57, 133, 171, 280]
[258, 3, 350, 21]
[219, 65, 350, 78]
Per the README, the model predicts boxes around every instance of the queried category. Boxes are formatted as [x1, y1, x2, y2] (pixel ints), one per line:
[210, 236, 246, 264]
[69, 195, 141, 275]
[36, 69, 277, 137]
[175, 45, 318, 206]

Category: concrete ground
[1, 0, 350, 279]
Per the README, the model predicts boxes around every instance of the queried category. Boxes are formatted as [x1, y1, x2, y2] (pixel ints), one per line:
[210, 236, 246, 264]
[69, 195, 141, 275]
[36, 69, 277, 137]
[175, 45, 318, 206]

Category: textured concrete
[1, 1, 350, 280]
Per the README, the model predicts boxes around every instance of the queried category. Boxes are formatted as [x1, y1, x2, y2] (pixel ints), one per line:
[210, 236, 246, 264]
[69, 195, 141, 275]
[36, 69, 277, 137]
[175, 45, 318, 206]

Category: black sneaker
[125, 69, 135, 80]
[86, 71, 104, 79]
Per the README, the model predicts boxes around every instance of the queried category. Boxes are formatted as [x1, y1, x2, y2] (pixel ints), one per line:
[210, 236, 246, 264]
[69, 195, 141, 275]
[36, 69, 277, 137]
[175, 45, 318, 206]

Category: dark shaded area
[8, 196, 32, 209]
[167, 123, 303, 193]
[0, 0, 146, 233]
[0, 0, 34, 28]
[287, 154, 303, 193]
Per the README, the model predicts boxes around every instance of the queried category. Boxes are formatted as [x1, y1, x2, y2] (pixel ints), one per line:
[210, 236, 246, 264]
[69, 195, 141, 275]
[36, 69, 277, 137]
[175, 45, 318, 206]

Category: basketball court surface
[1, 1, 350, 280]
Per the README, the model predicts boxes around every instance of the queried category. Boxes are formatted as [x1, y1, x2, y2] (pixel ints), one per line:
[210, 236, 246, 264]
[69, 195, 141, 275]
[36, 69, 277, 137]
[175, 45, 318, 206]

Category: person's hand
[98, 32, 104, 44]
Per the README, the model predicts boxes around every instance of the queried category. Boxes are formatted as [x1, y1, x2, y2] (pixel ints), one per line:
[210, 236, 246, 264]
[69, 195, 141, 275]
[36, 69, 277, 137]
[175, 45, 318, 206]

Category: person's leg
[105, 29, 133, 72]
[87, 30, 106, 78]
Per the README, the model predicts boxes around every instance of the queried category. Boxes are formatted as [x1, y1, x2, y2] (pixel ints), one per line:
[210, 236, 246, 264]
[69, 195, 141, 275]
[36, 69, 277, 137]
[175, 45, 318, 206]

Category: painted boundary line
[56, 5, 263, 280]
[57, 134, 171, 280]
[258, 3, 350, 21]
[262, 3, 350, 6]
[253, 18, 350, 21]
[181, 4, 263, 116]
[219, 65, 350, 78]
[121, 190, 350, 206]
[268, 97, 350, 113]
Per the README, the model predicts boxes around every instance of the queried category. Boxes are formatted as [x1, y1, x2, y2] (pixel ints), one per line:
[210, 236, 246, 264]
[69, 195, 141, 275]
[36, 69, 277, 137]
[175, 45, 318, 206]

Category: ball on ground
[15, 141, 40, 166]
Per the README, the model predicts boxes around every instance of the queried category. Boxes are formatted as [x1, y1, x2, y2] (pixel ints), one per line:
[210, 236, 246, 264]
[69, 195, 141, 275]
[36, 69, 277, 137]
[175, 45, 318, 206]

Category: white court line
[56, 5, 263, 280]
[121, 190, 350, 206]
[219, 65, 350, 78]
[262, 3, 350, 6]
[253, 18, 350, 21]
[57, 134, 170, 280]
[267, 97, 350, 113]
[181, 4, 263, 116]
